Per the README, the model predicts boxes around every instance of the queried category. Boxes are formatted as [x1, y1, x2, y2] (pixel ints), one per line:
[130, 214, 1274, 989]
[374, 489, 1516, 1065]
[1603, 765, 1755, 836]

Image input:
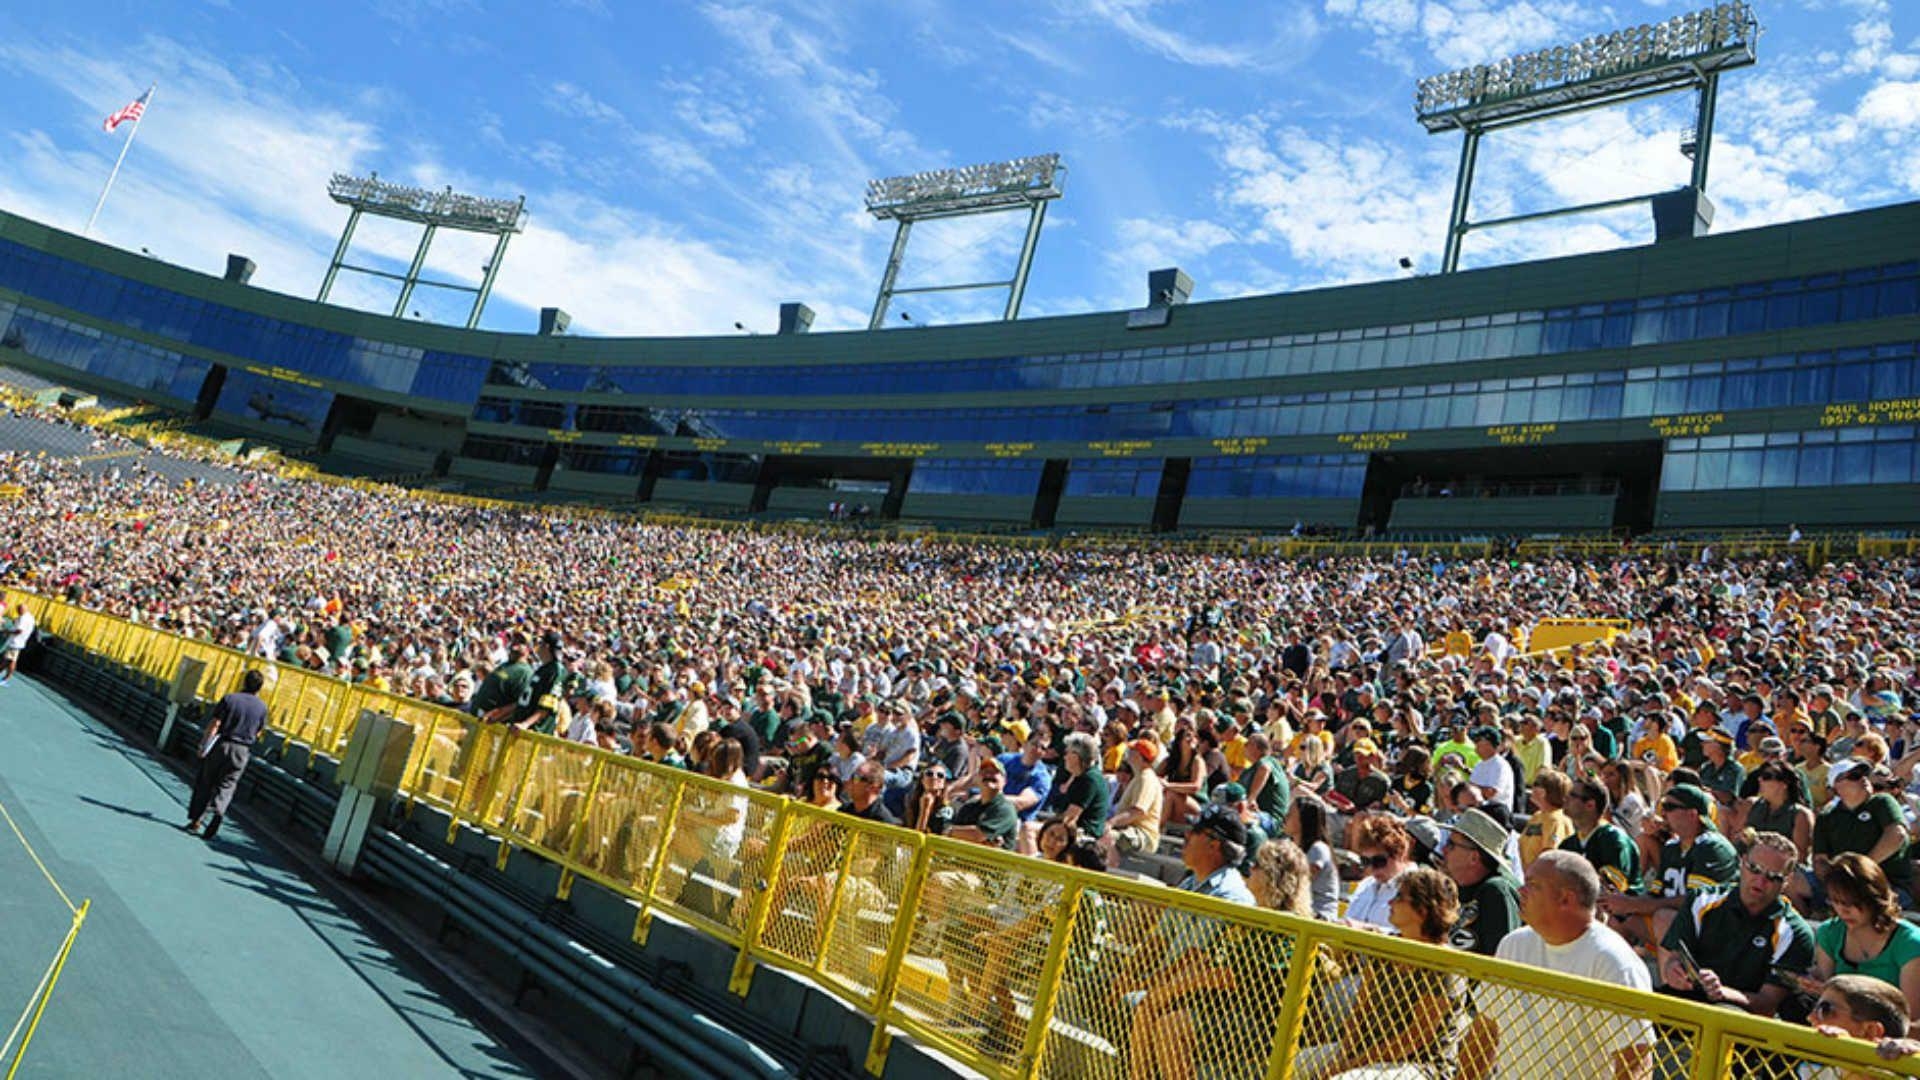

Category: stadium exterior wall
[0, 202, 1917, 532]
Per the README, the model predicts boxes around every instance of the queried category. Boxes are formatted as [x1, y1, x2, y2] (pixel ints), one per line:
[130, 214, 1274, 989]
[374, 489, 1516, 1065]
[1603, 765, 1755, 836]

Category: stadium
[2, 3, 1920, 1080]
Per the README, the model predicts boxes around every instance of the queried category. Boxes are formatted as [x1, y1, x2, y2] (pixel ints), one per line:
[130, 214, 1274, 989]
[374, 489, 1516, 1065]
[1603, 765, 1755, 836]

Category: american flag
[103, 89, 150, 133]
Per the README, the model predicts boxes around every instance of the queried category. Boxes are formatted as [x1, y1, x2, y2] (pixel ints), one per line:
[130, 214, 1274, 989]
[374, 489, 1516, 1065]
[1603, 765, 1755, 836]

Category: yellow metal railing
[9, 586, 1919, 1080]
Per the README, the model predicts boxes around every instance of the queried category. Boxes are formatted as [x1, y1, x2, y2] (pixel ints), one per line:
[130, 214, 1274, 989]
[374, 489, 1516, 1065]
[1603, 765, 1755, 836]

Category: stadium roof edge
[1, 198, 1916, 365]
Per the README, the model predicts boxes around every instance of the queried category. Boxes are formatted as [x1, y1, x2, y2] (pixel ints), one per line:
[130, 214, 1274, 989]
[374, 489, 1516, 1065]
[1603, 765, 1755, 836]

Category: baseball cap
[1662, 784, 1714, 816]
[1351, 738, 1383, 759]
[1127, 739, 1160, 764]
[1210, 781, 1249, 805]
[1189, 804, 1248, 847]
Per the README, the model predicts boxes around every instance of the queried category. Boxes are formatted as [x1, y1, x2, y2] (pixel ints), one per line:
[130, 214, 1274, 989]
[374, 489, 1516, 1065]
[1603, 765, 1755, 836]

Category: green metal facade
[0, 201, 1915, 531]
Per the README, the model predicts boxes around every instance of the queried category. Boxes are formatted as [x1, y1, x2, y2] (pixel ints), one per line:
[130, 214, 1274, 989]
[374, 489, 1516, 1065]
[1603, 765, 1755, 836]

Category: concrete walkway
[0, 674, 535, 1079]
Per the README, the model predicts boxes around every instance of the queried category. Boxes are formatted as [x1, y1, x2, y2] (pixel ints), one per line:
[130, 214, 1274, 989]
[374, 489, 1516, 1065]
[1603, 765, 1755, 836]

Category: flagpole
[83, 83, 154, 238]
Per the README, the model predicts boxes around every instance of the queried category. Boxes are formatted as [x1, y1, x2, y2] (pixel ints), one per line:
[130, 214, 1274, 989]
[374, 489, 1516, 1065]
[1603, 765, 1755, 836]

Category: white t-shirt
[5, 611, 33, 651]
[1488, 923, 1654, 1079]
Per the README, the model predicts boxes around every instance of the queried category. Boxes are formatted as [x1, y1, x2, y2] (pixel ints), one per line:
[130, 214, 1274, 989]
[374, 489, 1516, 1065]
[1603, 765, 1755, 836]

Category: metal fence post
[865, 841, 934, 1076]
[555, 757, 607, 901]
[1264, 926, 1323, 1080]
[728, 802, 797, 996]
[1010, 880, 1084, 1079]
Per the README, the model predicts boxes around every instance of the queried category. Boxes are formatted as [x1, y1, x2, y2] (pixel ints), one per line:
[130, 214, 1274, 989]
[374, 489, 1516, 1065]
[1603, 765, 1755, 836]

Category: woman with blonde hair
[1247, 833, 1314, 917]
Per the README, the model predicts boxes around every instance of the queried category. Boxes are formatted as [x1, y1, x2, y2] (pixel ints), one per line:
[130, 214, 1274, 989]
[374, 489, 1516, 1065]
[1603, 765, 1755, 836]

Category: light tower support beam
[869, 220, 914, 331]
[1690, 72, 1719, 192]
[1004, 199, 1049, 321]
[392, 224, 437, 318]
[469, 226, 516, 330]
[317, 208, 362, 304]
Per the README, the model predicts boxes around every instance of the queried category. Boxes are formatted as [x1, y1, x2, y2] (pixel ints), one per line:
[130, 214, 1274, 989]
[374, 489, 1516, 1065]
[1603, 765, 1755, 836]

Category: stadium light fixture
[1418, 2, 1759, 273]
[318, 171, 529, 329]
[863, 153, 1065, 329]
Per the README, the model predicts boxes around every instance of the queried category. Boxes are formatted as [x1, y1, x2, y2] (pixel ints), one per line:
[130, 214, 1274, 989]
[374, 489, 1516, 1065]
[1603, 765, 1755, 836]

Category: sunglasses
[1742, 860, 1790, 885]
[1810, 999, 1841, 1019]
[1658, 802, 1687, 812]
[1360, 853, 1392, 869]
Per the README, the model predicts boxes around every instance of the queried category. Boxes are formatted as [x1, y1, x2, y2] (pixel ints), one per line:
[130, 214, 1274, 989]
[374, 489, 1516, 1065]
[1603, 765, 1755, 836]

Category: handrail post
[555, 757, 606, 900]
[1688, 1024, 1728, 1080]
[729, 801, 798, 995]
[864, 839, 933, 1076]
[491, 735, 541, 870]
[1011, 880, 1084, 1079]
[1264, 926, 1323, 1080]
[633, 779, 689, 946]
[811, 825, 867, 976]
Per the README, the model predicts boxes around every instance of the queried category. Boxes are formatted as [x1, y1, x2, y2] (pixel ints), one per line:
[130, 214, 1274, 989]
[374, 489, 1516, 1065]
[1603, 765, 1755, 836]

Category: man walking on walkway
[185, 670, 270, 840]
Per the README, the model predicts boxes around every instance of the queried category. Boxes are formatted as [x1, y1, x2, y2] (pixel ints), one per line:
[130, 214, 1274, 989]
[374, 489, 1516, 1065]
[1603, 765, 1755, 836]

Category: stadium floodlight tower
[1416, 2, 1759, 273]
[317, 172, 528, 329]
[864, 153, 1064, 329]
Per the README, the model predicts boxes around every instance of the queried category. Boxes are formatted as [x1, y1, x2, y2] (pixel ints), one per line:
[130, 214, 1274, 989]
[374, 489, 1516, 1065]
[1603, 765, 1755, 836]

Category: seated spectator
[1238, 730, 1292, 830]
[1345, 812, 1415, 929]
[1742, 760, 1815, 873]
[1601, 783, 1738, 951]
[947, 755, 1019, 848]
[1331, 738, 1390, 815]
[998, 731, 1055, 854]
[1658, 831, 1812, 1015]
[1807, 975, 1914, 1078]
[1287, 794, 1342, 920]
[1043, 732, 1109, 841]
[1097, 740, 1166, 868]
[1441, 807, 1521, 956]
[1246, 834, 1314, 917]
[1815, 761, 1913, 908]
[841, 760, 899, 825]
[1120, 803, 1254, 1076]
[1295, 867, 1468, 1080]
[1560, 777, 1642, 893]
[1519, 767, 1576, 868]
[1291, 731, 1336, 797]
[1697, 730, 1746, 809]
[1481, 851, 1653, 1080]
[904, 764, 954, 835]
[1802, 854, 1920, 1021]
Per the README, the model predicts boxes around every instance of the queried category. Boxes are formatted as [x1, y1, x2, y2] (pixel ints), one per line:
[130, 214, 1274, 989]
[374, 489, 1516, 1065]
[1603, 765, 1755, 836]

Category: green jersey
[1815, 793, 1911, 888]
[472, 660, 533, 717]
[1560, 822, 1642, 892]
[1663, 885, 1813, 997]
[1653, 831, 1739, 898]
[519, 659, 568, 735]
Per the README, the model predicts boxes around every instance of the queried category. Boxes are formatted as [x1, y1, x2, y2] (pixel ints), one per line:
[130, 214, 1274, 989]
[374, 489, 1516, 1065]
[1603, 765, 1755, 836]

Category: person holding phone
[1657, 831, 1812, 1015]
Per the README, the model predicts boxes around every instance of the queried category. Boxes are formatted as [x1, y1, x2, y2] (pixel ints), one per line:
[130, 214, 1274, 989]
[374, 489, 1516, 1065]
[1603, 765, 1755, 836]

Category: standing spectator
[470, 641, 533, 722]
[1657, 831, 1812, 1015]
[1482, 851, 1653, 1080]
[0, 602, 32, 684]
[183, 669, 271, 841]
[1441, 807, 1522, 956]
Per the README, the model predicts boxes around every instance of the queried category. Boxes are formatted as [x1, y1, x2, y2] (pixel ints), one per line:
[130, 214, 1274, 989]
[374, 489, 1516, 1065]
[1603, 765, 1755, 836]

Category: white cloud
[1110, 217, 1238, 270]
[1857, 80, 1920, 130]
[1074, 0, 1322, 72]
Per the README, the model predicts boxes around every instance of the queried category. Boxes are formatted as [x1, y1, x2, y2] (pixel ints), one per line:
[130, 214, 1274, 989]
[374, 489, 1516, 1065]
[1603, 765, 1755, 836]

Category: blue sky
[0, 1, 1914, 337]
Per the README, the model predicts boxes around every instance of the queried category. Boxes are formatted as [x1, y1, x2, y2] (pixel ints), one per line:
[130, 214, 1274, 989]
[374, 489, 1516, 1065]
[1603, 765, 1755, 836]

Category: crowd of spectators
[5, 418, 1920, 1074]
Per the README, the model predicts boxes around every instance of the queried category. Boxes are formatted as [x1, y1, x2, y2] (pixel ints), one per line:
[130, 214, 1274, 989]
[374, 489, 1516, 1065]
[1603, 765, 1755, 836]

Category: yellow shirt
[1221, 734, 1251, 773]
[1632, 733, 1679, 772]
[1519, 807, 1576, 868]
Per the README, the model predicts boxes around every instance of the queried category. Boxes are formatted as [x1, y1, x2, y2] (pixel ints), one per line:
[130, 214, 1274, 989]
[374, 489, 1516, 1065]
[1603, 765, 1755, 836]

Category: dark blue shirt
[213, 691, 269, 746]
